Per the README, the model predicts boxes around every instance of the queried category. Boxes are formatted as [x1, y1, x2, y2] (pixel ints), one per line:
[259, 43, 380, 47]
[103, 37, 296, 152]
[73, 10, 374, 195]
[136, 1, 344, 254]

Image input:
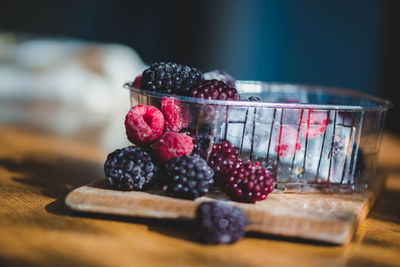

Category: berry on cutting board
[221, 161, 274, 203]
[208, 141, 241, 182]
[104, 146, 158, 191]
[152, 131, 194, 163]
[141, 62, 202, 96]
[190, 79, 240, 100]
[196, 202, 248, 244]
[161, 97, 190, 132]
[125, 105, 164, 145]
[163, 155, 214, 199]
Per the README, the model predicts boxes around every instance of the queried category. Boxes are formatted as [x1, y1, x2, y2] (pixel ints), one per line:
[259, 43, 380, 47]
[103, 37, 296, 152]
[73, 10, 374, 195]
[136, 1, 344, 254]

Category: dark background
[0, 0, 399, 132]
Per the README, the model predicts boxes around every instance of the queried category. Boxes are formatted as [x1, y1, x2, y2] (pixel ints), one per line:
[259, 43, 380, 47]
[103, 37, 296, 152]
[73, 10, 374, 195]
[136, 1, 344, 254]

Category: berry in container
[125, 63, 391, 193]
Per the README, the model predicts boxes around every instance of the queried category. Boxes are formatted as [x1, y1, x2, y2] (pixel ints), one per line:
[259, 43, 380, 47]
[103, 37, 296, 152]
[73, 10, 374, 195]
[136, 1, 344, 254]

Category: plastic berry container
[124, 81, 391, 193]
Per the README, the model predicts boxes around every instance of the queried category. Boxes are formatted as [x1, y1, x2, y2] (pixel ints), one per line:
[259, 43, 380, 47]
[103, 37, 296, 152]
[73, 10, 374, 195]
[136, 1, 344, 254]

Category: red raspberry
[161, 97, 190, 132]
[300, 110, 329, 139]
[125, 105, 164, 145]
[221, 162, 274, 203]
[274, 125, 301, 158]
[152, 132, 194, 163]
[132, 74, 142, 88]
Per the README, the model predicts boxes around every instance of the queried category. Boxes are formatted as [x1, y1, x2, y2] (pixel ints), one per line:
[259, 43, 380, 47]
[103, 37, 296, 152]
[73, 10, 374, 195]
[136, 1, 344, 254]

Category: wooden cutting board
[65, 174, 385, 245]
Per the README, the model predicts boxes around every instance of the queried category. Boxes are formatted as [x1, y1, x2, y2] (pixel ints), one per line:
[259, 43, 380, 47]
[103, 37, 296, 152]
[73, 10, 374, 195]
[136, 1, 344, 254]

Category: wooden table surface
[0, 101, 399, 267]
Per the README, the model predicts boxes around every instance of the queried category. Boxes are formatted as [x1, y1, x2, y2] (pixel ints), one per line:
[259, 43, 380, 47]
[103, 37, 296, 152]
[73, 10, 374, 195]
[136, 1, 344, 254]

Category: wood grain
[1, 123, 400, 267]
[66, 174, 385, 245]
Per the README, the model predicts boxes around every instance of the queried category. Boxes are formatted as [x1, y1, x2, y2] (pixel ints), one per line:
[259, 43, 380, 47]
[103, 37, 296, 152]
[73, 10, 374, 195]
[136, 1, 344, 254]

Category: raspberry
[300, 110, 329, 139]
[161, 97, 190, 132]
[132, 74, 142, 88]
[196, 202, 248, 244]
[221, 162, 274, 203]
[152, 131, 194, 163]
[141, 62, 202, 96]
[104, 146, 158, 191]
[208, 141, 241, 181]
[190, 80, 240, 100]
[274, 125, 301, 158]
[202, 70, 236, 88]
[163, 155, 214, 199]
[125, 105, 164, 145]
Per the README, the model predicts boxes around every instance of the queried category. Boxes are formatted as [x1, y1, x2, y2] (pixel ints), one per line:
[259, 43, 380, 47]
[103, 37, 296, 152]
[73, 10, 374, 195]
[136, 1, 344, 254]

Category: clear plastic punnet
[125, 81, 391, 193]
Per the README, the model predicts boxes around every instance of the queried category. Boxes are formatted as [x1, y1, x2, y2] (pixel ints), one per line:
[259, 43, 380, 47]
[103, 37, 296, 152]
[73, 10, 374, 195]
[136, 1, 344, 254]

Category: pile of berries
[103, 62, 278, 244]
[107, 61, 276, 202]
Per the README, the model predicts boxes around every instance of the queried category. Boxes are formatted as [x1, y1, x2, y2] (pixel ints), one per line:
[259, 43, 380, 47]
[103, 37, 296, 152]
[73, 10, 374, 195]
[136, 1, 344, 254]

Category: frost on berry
[152, 131, 194, 163]
[104, 146, 158, 191]
[274, 125, 301, 158]
[208, 141, 241, 182]
[221, 162, 274, 203]
[161, 97, 190, 132]
[202, 69, 236, 88]
[125, 105, 164, 145]
[190, 79, 239, 100]
[196, 202, 247, 244]
[300, 110, 329, 139]
[163, 155, 214, 199]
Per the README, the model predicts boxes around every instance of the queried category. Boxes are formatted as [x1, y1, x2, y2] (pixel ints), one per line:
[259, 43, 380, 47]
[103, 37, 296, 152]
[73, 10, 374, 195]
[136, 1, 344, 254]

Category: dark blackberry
[208, 141, 241, 182]
[196, 202, 248, 244]
[221, 162, 274, 203]
[202, 70, 236, 87]
[190, 80, 240, 100]
[163, 155, 214, 199]
[104, 146, 158, 191]
[141, 62, 202, 96]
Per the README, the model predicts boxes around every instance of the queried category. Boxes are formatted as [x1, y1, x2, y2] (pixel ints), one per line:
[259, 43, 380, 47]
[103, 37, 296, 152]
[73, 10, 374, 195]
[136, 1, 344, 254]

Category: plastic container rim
[124, 80, 392, 111]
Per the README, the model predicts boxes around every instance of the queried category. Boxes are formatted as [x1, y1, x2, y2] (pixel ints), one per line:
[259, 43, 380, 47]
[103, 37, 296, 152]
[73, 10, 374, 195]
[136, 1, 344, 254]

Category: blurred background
[0, 0, 399, 150]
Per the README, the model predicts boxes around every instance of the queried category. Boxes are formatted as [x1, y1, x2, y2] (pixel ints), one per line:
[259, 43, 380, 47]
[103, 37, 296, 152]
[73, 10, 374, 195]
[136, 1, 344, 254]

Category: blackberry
[141, 62, 202, 96]
[104, 146, 158, 191]
[202, 70, 236, 88]
[196, 202, 248, 244]
[190, 80, 240, 100]
[163, 155, 214, 199]
[208, 141, 241, 182]
[221, 162, 274, 203]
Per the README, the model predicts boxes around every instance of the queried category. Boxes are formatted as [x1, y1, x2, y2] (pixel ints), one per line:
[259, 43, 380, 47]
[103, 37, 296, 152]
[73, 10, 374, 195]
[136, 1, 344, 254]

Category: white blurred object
[0, 35, 145, 113]
[0, 33, 146, 150]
